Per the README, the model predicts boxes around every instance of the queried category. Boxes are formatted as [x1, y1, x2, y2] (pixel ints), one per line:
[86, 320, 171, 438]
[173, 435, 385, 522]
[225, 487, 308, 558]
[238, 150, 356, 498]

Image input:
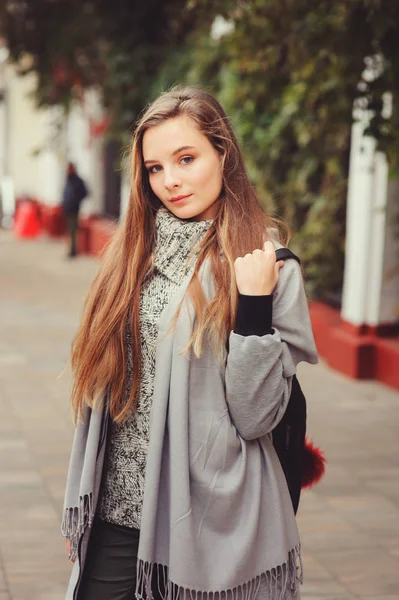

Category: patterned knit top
[97, 208, 213, 529]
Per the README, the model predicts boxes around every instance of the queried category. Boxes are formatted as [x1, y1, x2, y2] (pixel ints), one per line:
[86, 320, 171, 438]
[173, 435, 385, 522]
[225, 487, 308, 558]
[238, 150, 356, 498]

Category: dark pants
[78, 518, 165, 600]
[66, 213, 79, 257]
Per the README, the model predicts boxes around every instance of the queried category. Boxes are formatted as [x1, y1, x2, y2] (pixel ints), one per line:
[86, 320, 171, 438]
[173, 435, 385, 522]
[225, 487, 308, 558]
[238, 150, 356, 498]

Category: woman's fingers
[263, 240, 275, 253]
[66, 539, 75, 563]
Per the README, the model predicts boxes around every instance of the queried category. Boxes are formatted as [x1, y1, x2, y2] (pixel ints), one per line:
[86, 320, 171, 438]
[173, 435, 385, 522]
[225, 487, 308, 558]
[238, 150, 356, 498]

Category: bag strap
[275, 248, 301, 264]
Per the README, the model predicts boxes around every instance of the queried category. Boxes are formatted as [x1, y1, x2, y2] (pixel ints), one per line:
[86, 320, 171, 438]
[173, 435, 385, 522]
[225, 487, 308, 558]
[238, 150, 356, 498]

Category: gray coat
[64, 253, 318, 599]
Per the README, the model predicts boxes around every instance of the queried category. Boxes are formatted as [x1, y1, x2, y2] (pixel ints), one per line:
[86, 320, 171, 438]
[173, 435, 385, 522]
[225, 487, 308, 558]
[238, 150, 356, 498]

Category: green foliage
[153, 0, 399, 298]
[2, 0, 399, 298]
[0, 0, 202, 139]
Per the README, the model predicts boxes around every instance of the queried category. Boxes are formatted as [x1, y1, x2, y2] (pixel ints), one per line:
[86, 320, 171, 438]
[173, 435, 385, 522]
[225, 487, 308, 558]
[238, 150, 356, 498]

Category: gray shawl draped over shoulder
[62, 244, 318, 600]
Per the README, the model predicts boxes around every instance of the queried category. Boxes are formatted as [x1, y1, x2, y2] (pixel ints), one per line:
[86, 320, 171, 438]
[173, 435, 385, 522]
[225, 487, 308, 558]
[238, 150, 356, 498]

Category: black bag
[272, 248, 307, 514]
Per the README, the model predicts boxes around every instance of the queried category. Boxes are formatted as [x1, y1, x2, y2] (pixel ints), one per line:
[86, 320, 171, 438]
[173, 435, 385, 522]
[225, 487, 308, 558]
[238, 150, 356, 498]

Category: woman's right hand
[66, 539, 76, 563]
[234, 241, 284, 296]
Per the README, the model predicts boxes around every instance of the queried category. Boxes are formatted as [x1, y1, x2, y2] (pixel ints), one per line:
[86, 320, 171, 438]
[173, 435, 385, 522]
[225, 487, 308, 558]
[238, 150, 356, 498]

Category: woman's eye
[180, 156, 194, 165]
[148, 165, 162, 174]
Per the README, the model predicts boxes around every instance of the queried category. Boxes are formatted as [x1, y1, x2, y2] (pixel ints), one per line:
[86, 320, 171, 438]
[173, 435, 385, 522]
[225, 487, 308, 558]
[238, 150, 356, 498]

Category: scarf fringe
[135, 545, 303, 600]
[61, 493, 94, 561]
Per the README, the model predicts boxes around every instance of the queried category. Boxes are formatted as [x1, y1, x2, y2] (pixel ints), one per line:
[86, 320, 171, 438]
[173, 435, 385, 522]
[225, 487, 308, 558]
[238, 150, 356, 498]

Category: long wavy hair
[70, 85, 289, 424]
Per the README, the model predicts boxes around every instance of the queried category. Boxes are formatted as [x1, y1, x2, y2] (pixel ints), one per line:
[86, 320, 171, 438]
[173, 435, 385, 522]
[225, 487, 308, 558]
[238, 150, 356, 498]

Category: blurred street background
[0, 1, 398, 599]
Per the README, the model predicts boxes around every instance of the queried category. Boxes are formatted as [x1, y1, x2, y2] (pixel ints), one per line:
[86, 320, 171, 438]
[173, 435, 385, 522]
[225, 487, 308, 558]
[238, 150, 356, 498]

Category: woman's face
[142, 115, 223, 221]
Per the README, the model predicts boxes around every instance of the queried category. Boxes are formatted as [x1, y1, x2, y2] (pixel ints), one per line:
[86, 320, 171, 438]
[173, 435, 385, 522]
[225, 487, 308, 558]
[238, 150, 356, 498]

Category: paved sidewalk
[0, 230, 398, 600]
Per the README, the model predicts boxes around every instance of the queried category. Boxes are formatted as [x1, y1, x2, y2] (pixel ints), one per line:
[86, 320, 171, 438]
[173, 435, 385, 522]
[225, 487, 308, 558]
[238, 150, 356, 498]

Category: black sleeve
[234, 293, 273, 337]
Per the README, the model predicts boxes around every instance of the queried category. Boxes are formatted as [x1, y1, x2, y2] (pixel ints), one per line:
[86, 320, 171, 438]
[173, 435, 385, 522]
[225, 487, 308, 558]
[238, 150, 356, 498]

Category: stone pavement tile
[0, 534, 67, 567]
[7, 579, 68, 600]
[0, 400, 18, 434]
[0, 567, 6, 592]
[313, 465, 363, 497]
[301, 553, 354, 599]
[374, 537, 399, 564]
[301, 525, 375, 553]
[45, 476, 68, 505]
[298, 493, 377, 557]
[364, 471, 399, 488]
[22, 587, 67, 600]
[3, 529, 70, 599]
[324, 494, 399, 539]
[388, 547, 399, 563]
[338, 461, 399, 481]
[37, 459, 70, 477]
[0, 481, 48, 504]
[301, 595, 353, 600]
[297, 507, 355, 536]
[315, 548, 399, 596]
[0, 469, 43, 489]
[16, 428, 73, 456]
[0, 437, 34, 472]
[0, 504, 60, 534]
[358, 597, 399, 600]
[301, 578, 355, 598]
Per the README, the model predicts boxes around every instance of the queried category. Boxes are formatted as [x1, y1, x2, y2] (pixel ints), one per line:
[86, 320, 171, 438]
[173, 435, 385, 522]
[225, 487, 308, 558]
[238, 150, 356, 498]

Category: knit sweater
[97, 208, 213, 528]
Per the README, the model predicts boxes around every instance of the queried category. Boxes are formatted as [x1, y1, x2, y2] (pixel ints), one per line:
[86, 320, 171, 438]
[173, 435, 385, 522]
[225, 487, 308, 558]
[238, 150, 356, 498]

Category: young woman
[62, 86, 318, 600]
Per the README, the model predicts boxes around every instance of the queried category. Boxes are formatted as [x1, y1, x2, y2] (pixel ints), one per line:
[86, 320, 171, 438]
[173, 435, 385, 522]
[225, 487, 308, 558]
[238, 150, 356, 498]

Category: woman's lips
[169, 194, 192, 205]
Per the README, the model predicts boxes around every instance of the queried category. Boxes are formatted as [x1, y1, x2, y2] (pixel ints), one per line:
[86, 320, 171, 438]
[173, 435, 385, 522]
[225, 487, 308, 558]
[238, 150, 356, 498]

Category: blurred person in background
[62, 162, 88, 258]
[62, 86, 318, 600]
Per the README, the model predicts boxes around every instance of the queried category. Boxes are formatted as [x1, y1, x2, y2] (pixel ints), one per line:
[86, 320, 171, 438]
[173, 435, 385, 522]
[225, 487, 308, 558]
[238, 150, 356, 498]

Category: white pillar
[0, 62, 7, 178]
[341, 115, 398, 328]
[379, 178, 399, 324]
[65, 90, 105, 215]
[39, 106, 67, 206]
[341, 119, 377, 325]
[365, 151, 389, 325]
[86, 134, 105, 216]
[0, 59, 15, 227]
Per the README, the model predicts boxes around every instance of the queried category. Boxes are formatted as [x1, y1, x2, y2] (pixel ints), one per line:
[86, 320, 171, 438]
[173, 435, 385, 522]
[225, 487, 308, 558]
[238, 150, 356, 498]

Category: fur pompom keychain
[302, 437, 326, 489]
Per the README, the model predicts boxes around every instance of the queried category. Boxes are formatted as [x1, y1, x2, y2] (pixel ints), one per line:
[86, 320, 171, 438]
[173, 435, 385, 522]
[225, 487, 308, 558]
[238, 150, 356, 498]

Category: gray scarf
[62, 213, 309, 600]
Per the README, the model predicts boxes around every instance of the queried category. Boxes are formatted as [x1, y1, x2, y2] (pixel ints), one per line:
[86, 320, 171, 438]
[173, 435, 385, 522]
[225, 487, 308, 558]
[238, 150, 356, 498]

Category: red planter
[309, 301, 399, 390]
[40, 205, 67, 237]
[13, 200, 41, 238]
[86, 216, 118, 256]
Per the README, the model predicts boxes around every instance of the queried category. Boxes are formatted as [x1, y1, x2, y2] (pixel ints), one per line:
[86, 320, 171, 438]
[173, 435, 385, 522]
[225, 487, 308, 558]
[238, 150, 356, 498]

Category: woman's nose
[164, 168, 181, 190]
